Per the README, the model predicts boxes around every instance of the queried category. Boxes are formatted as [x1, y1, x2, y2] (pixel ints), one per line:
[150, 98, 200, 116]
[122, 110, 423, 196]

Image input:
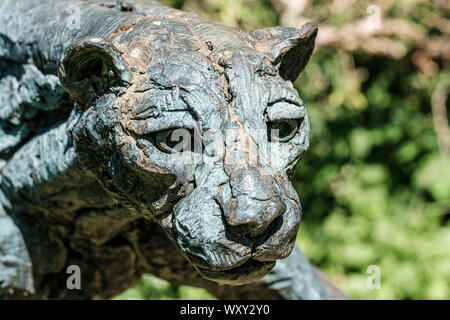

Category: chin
[196, 259, 276, 285]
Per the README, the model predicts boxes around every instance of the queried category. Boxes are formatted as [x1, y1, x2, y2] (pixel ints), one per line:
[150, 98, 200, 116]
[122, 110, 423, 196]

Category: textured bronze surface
[0, 0, 344, 299]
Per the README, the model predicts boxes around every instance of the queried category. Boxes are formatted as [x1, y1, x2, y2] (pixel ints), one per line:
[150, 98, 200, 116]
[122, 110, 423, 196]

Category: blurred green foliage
[115, 274, 215, 300]
[117, 0, 450, 300]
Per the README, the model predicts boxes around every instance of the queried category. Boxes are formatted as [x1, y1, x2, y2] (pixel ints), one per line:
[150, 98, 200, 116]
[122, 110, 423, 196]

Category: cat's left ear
[249, 22, 318, 82]
[58, 36, 132, 106]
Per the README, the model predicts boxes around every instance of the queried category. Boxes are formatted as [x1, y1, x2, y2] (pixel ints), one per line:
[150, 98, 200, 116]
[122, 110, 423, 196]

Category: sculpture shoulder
[0, 0, 182, 70]
[0, 59, 73, 158]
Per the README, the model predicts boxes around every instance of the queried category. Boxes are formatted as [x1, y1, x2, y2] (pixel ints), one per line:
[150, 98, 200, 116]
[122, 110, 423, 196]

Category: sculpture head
[58, 22, 317, 285]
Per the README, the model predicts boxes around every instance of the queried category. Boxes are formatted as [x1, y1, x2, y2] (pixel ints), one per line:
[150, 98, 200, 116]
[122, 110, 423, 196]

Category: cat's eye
[267, 120, 299, 142]
[153, 128, 201, 153]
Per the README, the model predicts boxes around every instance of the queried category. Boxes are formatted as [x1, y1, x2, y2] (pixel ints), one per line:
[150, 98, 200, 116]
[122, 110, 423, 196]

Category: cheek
[134, 139, 200, 182]
[114, 137, 187, 216]
[117, 136, 174, 180]
[117, 135, 168, 174]
[268, 143, 307, 174]
[268, 116, 310, 173]
[299, 114, 310, 148]
[117, 136, 143, 169]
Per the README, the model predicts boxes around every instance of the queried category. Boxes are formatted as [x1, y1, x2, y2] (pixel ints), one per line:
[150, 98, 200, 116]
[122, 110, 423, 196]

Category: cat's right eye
[267, 120, 299, 143]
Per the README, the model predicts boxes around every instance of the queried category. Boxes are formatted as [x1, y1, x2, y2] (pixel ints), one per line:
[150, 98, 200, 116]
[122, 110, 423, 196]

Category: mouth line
[187, 249, 252, 271]
[184, 212, 293, 272]
[195, 258, 276, 285]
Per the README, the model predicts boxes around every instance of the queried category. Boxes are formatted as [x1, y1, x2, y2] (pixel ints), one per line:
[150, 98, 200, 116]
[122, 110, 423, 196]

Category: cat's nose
[225, 166, 287, 236]
[225, 195, 286, 236]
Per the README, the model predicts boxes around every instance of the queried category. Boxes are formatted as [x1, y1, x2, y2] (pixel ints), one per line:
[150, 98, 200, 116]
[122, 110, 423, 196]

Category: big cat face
[66, 23, 317, 285]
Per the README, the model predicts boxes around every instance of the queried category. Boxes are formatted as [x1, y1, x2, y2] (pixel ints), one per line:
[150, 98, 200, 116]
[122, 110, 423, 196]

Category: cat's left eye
[154, 128, 201, 154]
[267, 120, 299, 142]
[154, 129, 181, 153]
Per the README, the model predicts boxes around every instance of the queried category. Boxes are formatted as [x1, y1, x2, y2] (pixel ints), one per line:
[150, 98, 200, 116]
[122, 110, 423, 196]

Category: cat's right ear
[58, 36, 132, 106]
[249, 23, 318, 83]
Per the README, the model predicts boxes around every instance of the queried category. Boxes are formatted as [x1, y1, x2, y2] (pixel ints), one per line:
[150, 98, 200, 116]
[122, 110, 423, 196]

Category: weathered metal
[0, 0, 344, 299]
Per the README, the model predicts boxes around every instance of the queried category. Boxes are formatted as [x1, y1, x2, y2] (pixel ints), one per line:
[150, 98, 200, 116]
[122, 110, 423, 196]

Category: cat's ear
[249, 22, 318, 82]
[58, 36, 132, 106]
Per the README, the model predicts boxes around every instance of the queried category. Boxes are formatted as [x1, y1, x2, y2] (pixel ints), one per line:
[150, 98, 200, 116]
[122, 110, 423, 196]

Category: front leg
[255, 246, 346, 300]
[0, 204, 34, 299]
[0, 107, 140, 299]
[0, 110, 80, 298]
[202, 245, 346, 299]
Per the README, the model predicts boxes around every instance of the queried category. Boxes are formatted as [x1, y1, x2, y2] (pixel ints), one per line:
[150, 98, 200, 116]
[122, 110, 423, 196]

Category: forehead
[127, 51, 224, 124]
[126, 47, 301, 127]
[215, 48, 304, 127]
[116, 17, 302, 123]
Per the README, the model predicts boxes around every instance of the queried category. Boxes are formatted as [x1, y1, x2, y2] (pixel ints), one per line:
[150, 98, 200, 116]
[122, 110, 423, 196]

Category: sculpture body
[0, 0, 343, 299]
